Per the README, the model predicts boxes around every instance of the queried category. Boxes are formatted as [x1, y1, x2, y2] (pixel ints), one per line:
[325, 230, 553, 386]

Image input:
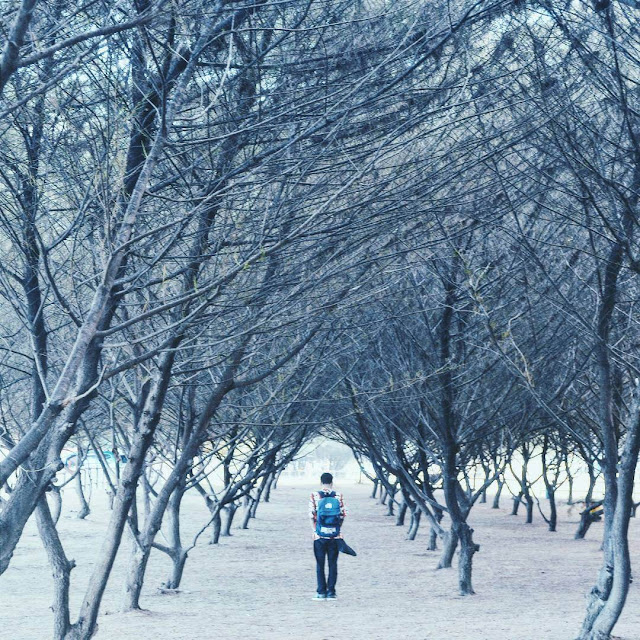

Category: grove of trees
[1, 1, 640, 639]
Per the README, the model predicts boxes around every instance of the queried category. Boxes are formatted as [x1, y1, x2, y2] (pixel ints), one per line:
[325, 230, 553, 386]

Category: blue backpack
[316, 491, 342, 538]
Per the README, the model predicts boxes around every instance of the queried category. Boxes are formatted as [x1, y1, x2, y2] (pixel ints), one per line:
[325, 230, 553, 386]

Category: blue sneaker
[326, 592, 337, 600]
[313, 593, 327, 600]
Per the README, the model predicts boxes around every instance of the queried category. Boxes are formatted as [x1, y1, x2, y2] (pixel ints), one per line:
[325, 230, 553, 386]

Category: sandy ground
[2, 480, 639, 640]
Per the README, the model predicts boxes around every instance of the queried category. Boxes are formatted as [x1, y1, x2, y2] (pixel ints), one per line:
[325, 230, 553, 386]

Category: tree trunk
[0, 443, 62, 576]
[574, 518, 592, 541]
[386, 485, 395, 516]
[263, 473, 275, 503]
[241, 496, 254, 529]
[578, 399, 640, 639]
[406, 507, 420, 540]
[575, 503, 603, 540]
[75, 471, 90, 520]
[123, 469, 192, 609]
[159, 481, 190, 591]
[36, 497, 75, 640]
[492, 479, 504, 509]
[574, 465, 600, 540]
[567, 468, 574, 505]
[371, 478, 379, 499]
[223, 503, 238, 536]
[250, 477, 269, 518]
[511, 492, 523, 516]
[427, 525, 438, 551]
[525, 494, 534, 524]
[436, 528, 458, 569]
[210, 508, 222, 544]
[48, 484, 63, 525]
[141, 472, 153, 521]
[396, 499, 408, 526]
[480, 467, 490, 504]
[541, 435, 558, 532]
[164, 551, 188, 590]
[0, 36, 182, 575]
[250, 496, 260, 519]
[547, 487, 557, 532]
[457, 523, 479, 595]
[122, 543, 150, 611]
[67, 417, 165, 635]
[585, 465, 597, 506]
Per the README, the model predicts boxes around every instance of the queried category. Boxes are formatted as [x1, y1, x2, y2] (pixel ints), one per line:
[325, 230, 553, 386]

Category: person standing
[309, 472, 347, 600]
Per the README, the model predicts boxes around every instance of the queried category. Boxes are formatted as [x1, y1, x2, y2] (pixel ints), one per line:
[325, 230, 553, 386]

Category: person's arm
[309, 492, 317, 529]
[339, 493, 347, 520]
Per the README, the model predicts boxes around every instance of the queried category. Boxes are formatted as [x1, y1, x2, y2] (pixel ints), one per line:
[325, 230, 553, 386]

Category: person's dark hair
[320, 472, 333, 485]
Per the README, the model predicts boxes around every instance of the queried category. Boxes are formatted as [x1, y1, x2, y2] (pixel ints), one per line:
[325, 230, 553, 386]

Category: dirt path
[2, 480, 640, 639]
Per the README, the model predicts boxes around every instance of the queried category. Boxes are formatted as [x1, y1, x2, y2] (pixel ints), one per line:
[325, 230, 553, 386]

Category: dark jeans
[314, 538, 339, 594]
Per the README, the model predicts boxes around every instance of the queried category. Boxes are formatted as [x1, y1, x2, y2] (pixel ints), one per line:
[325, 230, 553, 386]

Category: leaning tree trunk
[263, 473, 276, 503]
[241, 495, 254, 529]
[575, 467, 600, 539]
[67, 391, 173, 637]
[406, 507, 421, 540]
[250, 494, 261, 519]
[575, 502, 603, 540]
[577, 394, 640, 640]
[386, 485, 396, 516]
[0, 435, 68, 577]
[396, 497, 408, 526]
[575, 236, 623, 637]
[250, 475, 270, 519]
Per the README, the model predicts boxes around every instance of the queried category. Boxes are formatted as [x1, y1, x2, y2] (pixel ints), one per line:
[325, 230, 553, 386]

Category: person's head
[320, 472, 333, 487]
